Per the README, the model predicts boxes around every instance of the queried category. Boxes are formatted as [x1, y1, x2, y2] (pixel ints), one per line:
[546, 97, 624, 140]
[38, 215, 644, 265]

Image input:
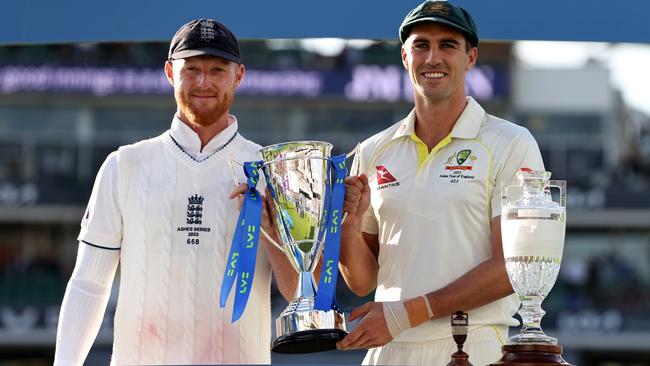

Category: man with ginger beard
[54, 19, 296, 365]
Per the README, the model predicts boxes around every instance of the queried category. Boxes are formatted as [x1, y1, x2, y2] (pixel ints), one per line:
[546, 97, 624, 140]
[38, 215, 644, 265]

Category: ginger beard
[175, 85, 235, 128]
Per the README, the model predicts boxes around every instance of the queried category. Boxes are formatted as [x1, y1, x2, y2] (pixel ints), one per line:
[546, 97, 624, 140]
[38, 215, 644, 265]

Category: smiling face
[165, 55, 244, 128]
[401, 22, 477, 106]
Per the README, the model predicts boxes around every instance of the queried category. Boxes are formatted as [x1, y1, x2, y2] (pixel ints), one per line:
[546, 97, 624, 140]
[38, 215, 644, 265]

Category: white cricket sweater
[56, 117, 272, 365]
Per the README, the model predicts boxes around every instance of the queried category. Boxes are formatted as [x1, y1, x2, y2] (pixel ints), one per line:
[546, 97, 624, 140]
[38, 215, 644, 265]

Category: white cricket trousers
[362, 325, 507, 366]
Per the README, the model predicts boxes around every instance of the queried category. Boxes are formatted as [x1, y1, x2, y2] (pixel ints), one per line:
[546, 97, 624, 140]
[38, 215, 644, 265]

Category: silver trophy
[259, 141, 349, 353]
[501, 170, 566, 345]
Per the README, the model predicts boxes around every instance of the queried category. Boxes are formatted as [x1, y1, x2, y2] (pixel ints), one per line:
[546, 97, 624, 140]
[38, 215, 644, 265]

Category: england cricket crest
[186, 194, 204, 225]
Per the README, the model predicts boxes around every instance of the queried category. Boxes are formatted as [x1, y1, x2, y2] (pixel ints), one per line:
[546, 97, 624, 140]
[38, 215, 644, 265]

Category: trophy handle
[501, 181, 519, 211]
[341, 143, 361, 224]
[346, 142, 361, 177]
[228, 155, 284, 251]
[548, 180, 566, 208]
[226, 154, 241, 187]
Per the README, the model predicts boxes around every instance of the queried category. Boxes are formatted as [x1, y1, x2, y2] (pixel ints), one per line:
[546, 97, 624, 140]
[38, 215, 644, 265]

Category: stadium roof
[2, 0, 649, 45]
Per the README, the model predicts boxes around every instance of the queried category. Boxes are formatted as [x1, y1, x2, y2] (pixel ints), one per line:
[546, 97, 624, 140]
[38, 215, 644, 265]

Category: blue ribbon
[219, 161, 264, 322]
[314, 154, 347, 311]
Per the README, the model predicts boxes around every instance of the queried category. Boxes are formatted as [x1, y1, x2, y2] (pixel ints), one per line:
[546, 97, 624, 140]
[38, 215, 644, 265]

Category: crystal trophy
[489, 169, 572, 366]
[501, 170, 566, 344]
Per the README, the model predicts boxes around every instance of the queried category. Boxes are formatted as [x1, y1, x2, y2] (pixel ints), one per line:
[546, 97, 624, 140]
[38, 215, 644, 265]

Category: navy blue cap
[168, 19, 241, 63]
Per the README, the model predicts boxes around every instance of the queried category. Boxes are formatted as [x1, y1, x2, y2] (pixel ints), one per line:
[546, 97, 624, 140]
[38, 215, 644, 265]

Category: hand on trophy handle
[336, 302, 392, 350]
[227, 154, 284, 250]
[342, 173, 371, 229]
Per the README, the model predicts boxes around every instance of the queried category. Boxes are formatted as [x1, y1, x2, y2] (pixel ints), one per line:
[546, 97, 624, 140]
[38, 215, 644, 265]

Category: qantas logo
[376, 166, 400, 190]
[376, 166, 397, 184]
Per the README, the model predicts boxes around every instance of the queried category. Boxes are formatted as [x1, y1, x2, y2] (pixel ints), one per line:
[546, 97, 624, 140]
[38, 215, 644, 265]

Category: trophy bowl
[260, 141, 348, 354]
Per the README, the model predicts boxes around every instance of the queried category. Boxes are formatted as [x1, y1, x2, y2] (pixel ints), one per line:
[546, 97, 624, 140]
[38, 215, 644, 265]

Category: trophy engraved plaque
[489, 170, 572, 365]
[260, 141, 348, 354]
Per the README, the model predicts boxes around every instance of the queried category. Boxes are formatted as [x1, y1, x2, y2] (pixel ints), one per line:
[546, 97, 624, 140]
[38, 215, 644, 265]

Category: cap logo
[200, 20, 216, 40]
[424, 2, 450, 15]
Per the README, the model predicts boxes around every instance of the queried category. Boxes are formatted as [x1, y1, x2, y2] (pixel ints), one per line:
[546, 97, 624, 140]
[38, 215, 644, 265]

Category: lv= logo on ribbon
[219, 161, 263, 322]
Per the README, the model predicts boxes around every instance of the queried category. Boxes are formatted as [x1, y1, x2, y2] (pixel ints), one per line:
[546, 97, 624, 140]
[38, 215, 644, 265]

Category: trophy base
[447, 350, 472, 366]
[488, 344, 573, 365]
[272, 328, 348, 354]
[273, 301, 348, 354]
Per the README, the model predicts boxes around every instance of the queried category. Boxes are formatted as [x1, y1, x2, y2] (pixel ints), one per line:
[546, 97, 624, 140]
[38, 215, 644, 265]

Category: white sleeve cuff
[54, 242, 119, 365]
[382, 301, 410, 339]
[77, 228, 121, 250]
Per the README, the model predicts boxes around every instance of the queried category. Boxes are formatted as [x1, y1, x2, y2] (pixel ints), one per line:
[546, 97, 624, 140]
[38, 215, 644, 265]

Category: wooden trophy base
[447, 350, 472, 366]
[489, 344, 573, 365]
